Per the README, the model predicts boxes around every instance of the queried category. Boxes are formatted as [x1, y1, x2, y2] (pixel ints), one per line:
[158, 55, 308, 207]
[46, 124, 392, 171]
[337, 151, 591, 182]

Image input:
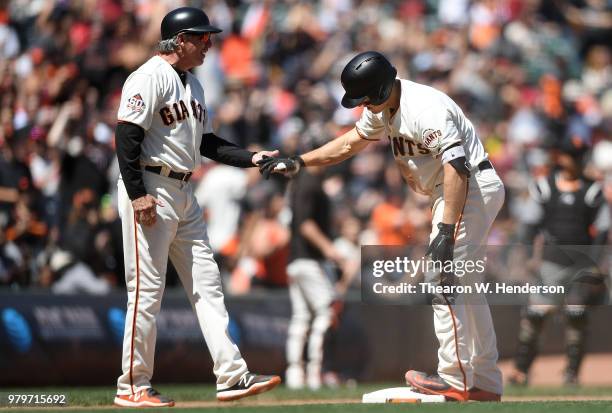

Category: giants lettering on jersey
[389, 135, 431, 157]
[159, 99, 205, 126]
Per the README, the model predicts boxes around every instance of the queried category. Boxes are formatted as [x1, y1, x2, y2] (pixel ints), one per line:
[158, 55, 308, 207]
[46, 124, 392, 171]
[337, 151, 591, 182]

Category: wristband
[291, 155, 306, 167]
[437, 222, 455, 236]
[441, 145, 465, 164]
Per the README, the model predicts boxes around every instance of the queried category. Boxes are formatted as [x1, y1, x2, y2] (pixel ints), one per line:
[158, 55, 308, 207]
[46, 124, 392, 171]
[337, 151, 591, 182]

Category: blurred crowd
[0, 0, 610, 294]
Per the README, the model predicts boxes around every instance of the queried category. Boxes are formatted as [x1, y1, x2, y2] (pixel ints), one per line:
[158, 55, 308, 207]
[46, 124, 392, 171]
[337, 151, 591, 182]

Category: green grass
[1, 384, 611, 412]
[1, 402, 611, 413]
[504, 385, 612, 397]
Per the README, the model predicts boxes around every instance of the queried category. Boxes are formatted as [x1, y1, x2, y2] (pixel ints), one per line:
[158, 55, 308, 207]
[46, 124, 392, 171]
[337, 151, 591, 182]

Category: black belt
[144, 165, 192, 182]
[478, 160, 493, 171]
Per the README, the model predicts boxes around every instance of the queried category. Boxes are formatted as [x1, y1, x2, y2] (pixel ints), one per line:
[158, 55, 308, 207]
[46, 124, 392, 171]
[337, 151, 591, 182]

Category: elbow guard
[442, 144, 471, 177]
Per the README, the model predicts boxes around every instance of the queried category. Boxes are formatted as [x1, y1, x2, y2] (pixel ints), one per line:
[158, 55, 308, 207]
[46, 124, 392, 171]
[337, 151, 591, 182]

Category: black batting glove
[426, 223, 455, 264]
[255, 155, 277, 179]
[426, 223, 457, 300]
[257, 155, 304, 179]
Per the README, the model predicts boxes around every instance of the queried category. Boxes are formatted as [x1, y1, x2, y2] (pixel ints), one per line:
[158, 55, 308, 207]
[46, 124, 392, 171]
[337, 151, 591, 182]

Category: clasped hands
[256, 154, 305, 179]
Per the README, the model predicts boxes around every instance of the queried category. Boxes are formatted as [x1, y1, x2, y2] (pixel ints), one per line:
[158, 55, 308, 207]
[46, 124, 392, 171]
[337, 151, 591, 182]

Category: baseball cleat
[468, 387, 502, 401]
[405, 370, 468, 401]
[113, 388, 175, 407]
[285, 365, 305, 389]
[217, 373, 281, 402]
[563, 371, 579, 387]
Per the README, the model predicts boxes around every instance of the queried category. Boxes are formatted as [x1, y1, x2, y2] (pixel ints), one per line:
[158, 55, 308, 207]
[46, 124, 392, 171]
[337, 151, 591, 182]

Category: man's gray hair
[157, 35, 180, 54]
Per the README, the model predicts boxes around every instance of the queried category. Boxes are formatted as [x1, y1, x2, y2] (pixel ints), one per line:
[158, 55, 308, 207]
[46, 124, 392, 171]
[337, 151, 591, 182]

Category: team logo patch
[422, 128, 442, 149]
[127, 94, 146, 113]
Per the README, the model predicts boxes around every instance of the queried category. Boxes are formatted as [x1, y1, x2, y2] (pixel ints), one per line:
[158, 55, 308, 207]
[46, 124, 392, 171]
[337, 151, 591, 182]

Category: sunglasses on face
[183, 32, 211, 43]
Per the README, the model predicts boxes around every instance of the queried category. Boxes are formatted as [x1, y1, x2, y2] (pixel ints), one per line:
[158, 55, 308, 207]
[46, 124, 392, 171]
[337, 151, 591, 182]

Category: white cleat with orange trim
[114, 388, 175, 408]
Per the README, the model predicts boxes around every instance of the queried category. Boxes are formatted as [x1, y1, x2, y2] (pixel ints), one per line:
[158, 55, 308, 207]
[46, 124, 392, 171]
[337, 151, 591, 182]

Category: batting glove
[426, 223, 457, 303]
[426, 223, 455, 264]
[257, 155, 304, 179]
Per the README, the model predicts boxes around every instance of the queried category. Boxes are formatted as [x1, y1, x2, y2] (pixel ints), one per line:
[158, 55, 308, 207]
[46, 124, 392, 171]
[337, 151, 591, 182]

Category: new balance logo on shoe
[240, 374, 255, 388]
[217, 373, 281, 402]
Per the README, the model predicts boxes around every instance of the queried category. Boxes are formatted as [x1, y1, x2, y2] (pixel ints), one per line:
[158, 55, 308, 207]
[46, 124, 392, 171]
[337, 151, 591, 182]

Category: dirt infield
[498, 353, 612, 386]
[175, 395, 612, 407]
[178, 399, 359, 408]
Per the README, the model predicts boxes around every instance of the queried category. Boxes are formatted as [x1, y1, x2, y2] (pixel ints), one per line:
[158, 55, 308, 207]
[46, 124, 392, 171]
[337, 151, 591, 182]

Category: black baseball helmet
[340, 51, 397, 108]
[161, 7, 222, 40]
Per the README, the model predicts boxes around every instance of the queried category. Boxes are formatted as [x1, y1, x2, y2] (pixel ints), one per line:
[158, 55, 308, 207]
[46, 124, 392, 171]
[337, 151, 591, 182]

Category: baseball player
[259, 51, 505, 401]
[113, 7, 280, 407]
[509, 138, 607, 387]
[285, 164, 346, 390]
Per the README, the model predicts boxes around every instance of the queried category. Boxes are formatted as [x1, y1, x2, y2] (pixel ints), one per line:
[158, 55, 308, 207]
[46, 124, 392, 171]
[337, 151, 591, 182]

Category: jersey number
[389, 136, 430, 157]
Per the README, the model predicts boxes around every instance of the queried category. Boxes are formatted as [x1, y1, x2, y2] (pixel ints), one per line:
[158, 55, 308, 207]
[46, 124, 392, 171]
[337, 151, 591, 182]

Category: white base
[362, 387, 446, 403]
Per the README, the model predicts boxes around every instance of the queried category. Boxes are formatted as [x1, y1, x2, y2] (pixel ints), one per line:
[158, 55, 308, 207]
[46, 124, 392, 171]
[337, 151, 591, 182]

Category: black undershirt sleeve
[115, 122, 147, 201]
[200, 133, 256, 168]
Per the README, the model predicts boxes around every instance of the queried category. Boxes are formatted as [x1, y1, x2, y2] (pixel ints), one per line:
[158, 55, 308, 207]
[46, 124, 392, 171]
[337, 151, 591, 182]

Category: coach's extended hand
[257, 155, 305, 179]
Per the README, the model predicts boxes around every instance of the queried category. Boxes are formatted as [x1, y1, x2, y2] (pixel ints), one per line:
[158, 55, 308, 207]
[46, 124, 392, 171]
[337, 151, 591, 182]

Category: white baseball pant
[285, 259, 334, 389]
[116, 171, 248, 395]
[430, 167, 505, 395]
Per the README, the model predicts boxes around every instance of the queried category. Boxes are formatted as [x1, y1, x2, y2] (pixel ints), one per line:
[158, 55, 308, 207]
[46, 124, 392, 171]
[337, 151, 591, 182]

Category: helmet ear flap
[374, 66, 397, 104]
[376, 82, 385, 102]
[378, 81, 390, 102]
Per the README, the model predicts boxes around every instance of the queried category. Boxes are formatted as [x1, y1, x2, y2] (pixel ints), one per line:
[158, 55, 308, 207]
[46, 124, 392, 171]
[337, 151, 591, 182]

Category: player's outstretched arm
[301, 127, 370, 166]
[257, 127, 371, 179]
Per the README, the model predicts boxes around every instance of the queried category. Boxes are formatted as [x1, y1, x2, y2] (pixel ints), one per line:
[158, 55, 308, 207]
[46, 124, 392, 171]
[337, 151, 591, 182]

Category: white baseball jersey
[117, 55, 213, 173]
[356, 79, 488, 195]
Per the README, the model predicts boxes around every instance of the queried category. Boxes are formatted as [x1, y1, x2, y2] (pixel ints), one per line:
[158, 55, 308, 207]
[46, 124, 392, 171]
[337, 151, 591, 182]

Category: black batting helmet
[340, 51, 397, 108]
[161, 7, 222, 40]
